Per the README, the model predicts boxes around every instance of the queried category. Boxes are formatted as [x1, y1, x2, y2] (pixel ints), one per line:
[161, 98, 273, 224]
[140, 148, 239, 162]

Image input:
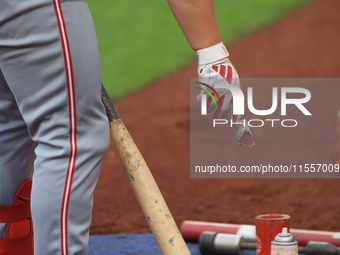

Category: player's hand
[196, 42, 240, 119]
[196, 42, 255, 147]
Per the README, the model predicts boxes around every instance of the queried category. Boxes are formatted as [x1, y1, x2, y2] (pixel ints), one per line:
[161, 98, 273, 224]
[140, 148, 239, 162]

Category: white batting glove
[196, 42, 240, 120]
[196, 42, 255, 147]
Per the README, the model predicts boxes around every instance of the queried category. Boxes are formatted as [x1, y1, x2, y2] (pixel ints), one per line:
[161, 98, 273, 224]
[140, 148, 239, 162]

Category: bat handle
[101, 84, 120, 122]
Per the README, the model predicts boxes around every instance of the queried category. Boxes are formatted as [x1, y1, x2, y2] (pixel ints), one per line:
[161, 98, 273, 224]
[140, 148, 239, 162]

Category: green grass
[89, 0, 313, 99]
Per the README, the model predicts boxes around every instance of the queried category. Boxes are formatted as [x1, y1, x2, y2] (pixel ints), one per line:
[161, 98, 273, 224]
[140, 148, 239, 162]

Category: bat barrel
[109, 119, 191, 255]
[101, 85, 191, 254]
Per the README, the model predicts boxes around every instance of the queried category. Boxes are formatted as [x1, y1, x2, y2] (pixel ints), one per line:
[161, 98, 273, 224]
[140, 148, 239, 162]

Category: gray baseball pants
[0, 0, 110, 254]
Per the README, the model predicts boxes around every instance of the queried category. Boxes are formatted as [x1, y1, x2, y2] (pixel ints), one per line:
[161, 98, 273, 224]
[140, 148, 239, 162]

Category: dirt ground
[90, 0, 340, 236]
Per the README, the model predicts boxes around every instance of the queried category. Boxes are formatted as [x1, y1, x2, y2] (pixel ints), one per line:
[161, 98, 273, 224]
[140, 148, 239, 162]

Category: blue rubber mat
[89, 233, 257, 255]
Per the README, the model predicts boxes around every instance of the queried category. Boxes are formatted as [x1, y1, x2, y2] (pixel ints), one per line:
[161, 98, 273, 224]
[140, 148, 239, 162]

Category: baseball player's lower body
[0, 0, 110, 254]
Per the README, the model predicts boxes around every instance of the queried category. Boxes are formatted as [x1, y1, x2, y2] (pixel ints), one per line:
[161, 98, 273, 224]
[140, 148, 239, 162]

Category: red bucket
[255, 214, 290, 255]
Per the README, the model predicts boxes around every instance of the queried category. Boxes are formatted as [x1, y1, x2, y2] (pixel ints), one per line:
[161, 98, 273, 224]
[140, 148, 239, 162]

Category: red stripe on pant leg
[52, 1, 78, 255]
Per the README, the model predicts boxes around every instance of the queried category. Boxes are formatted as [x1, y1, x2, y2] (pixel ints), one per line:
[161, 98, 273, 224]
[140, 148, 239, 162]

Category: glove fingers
[197, 90, 218, 113]
[214, 94, 232, 119]
[213, 95, 225, 119]
[207, 96, 217, 113]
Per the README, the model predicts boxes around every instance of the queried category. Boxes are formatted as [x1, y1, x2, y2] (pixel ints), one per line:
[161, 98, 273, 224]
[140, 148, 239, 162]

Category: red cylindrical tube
[180, 220, 245, 242]
[291, 229, 340, 247]
[255, 214, 290, 255]
[180, 220, 340, 247]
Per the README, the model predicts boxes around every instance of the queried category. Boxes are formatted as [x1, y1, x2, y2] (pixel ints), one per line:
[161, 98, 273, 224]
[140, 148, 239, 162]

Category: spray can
[271, 227, 298, 255]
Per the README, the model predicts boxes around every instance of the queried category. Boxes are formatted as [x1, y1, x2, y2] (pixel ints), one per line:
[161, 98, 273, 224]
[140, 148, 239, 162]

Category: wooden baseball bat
[101, 85, 191, 255]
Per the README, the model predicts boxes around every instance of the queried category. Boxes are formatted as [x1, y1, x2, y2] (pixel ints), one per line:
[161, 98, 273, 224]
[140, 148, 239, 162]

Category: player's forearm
[167, 0, 222, 51]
